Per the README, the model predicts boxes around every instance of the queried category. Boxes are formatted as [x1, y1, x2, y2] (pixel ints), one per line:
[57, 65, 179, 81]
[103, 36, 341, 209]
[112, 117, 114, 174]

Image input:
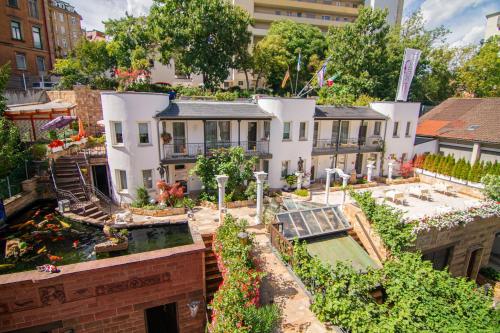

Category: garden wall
[4, 176, 55, 217]
[0, 234, 206, 333]
[417, 172, 484, 199]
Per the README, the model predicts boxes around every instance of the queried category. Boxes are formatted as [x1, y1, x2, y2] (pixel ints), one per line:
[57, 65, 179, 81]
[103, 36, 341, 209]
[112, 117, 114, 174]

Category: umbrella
[78, 118, 86, 137]
[40, 116, 76, 131]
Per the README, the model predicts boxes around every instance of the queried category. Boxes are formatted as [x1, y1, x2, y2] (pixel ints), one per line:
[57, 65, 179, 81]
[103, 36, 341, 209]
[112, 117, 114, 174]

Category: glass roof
[276, 205, 351, 240]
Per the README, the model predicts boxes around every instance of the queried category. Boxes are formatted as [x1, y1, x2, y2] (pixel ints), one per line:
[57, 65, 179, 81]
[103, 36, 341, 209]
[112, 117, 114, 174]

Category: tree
[52, 39, 115, 89]
[190, 147, 257, 201]
[456, 36, 500, 97]
[255, 20, 327, 93]
[105, 14, 155, 71]
[0, 117, 23, 179]
[0, 63, 10, 116]
[150, 0, 252, 90]
[252, 35, 288, 92]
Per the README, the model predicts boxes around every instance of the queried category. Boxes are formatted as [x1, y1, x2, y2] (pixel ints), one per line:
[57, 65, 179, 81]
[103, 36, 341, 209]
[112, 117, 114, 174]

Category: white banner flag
[396, 48, 421, 102]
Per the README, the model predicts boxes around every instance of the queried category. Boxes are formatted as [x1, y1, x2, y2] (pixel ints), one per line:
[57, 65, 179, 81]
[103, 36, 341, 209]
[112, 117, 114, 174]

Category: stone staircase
[52, 155, 109, 222]
[202, 234, 222, 303]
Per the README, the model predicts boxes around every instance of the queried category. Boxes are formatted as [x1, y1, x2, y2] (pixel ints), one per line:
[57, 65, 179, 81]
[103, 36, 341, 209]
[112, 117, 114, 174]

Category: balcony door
[172, 122, 186, 154]
[358, 121, 367, 146]
[206, 121, 231, 150]
[247, 121, 257, 151]
[339, 121, 349, 145]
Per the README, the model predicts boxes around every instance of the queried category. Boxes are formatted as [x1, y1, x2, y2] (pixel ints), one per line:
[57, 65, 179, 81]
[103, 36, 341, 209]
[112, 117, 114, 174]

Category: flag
[296, 52, 302, 72]
[317, 64, 327, 87]
[396, 48, 421, 101]
[281, 69, 290, 89]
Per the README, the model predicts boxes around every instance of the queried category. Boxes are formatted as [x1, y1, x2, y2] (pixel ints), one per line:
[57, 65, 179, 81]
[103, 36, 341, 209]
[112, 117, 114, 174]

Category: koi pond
[0, 201, 193, 275]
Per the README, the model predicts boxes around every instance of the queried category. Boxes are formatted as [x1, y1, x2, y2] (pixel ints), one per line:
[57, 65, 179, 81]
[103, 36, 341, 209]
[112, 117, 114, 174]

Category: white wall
[365, 0, 403, 26]
[414, 138, 438, 156]
[150, 59, 204, 87]
[258, 98, 316, 189]
[101, 92, 169, 204]
[485, 13, 500, 40]
[370, 102, 421, 176]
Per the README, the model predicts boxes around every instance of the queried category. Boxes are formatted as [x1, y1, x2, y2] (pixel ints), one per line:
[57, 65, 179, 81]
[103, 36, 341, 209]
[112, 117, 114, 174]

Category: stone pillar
[388, 162, 394, 180]
[324, 168, 334, 205]
[341, 175, 349, 187]
[254, 171, 267, 225]
[471, 143, 481, 165]
[367, 164, 374, 182]
[295, 172, 304, 190]
[216, 175, 228, 223]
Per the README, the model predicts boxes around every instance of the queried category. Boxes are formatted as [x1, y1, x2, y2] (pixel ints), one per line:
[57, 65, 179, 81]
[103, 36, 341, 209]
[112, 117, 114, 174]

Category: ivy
[350, 190, 415, 255]
[293, 241, 499, 333]
[209, 214, 279, 333]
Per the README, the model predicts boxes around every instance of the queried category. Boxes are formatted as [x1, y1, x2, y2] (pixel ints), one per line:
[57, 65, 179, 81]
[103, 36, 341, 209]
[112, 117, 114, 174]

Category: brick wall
[344, 203, 500, 278]
[47, 86, 103, 135]
[0, 243, 206, 333]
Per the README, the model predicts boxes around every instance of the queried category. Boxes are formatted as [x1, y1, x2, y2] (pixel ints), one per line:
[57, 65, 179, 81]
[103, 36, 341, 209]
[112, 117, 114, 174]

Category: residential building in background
[365, 0, 404, 26]
[485, 11, 500, 40]
[46, 0, 82, 58]
[85, 29, 106, 42]
[414, 98, 500, 164]
[0, 0, 52, 89]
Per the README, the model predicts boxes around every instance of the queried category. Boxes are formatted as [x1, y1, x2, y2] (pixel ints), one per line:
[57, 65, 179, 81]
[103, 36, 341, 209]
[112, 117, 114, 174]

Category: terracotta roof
[416, 98, 500, 144]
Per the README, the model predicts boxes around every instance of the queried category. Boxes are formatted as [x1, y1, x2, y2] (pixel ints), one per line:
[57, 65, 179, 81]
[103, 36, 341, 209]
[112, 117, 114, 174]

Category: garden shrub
[215, 91, 238, 101]
[30, 143, 47, 161]
[479, 267, 500, 281]
[210, 214, 279, 333]
[244, 181, 270, 200]
[131, 187, 150, 208]
[294, 189, 309, 197]
[481, 174, 500, 201]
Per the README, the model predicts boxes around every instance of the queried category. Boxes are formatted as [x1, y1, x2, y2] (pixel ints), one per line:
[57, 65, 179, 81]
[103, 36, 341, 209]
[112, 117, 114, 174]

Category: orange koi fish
[72, 240, 79, 249]
[47, 254, 63, 262]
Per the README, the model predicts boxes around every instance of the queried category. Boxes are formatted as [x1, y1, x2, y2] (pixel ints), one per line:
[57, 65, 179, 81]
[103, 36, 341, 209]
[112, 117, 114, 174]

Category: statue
[157, 165, 166, 180]
[297, 157, 304, 173]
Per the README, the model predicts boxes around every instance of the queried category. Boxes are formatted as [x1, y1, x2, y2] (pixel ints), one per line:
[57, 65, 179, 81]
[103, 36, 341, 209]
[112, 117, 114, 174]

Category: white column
[254, 171, 267, 225]
[324, 168, 334, 205]
[341, 175, 349, 187]
[471, 143, 481, 165]
[295, 172, 304, 190]
[388, 162, 394, 180]
[367, 164, 374, 182]
[216, 175, 229, 222]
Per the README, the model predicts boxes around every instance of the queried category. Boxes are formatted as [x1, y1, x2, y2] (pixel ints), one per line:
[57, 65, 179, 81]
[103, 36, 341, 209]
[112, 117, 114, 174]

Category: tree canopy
[254, 20, 327, 93]
[149, 0, 252, 90]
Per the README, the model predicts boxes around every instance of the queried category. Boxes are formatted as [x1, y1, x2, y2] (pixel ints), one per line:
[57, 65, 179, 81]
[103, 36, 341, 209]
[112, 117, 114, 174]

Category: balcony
[312, 137, 383, 155]
[161, 141, 271, 163]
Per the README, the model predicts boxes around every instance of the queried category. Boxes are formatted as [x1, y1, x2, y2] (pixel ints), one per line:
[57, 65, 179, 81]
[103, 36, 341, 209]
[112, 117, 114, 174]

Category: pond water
[0, 201, 193, 275]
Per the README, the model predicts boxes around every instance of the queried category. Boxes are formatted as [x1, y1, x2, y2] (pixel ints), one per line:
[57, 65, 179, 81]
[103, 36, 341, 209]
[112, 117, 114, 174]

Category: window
[36, 56, 45, 72]
[263, 121, 270, 140]
[262, 160, 269, 174]
[339, 121, 349, 144]
[299, 122, 308, 140]
[393, 122, 399, 137]
[72, 31, 78, 39]
[281, 161, 289, 179]
[116, 170, 128, 191]
[283, 122, 291, 140]
[28, 0, 39, 18]
[15, 53, 26, 70]
[275, 10, 281, 15]
[297, 12, 302, 17]
[313, 121, 319, 147]
[138, 122, 150, 144]
[322, 15, 331, 20]
[7, 0, 18, 7]
[374, 121, 381, 136]
[58, 13, 64, 22]
[62, 38, 67, 48]
[60, 26, 65, 34]
[206, 121, 230, 145]
[32, 26, 42, 49]
[142, 169, 153, 189]
[71, 16, 77, 25]
[111, 121, 123, 144]
[405, 121, 411, 137]
[238, 81, 243, 86]
[11, 21, 22, 40]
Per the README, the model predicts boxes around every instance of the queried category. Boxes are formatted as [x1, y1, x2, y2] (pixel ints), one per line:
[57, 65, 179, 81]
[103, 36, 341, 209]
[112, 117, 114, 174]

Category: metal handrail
[76, 161, 112, 216]
[49, 158, 87, 214]
[162, 140, 270, 160]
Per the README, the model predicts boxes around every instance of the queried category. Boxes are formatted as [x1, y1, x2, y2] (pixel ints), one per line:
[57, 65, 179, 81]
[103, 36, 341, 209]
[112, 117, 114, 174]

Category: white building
[365, 0, 404, 26]
[101, 92, 420, 204]
[485, 11, 500, 40]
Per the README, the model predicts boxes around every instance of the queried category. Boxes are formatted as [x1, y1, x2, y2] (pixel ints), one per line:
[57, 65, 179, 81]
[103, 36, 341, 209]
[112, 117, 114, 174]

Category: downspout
[380, 119, 389, 177]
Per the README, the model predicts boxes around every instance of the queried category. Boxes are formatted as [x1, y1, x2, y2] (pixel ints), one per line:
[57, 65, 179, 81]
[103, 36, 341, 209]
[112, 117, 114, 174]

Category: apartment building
[0, 0, 52, 89]
[100, 93, 419, 204]
[46, 0, 83, 59]
[85, 29, 106, 42]
[485, 11, 500, 40]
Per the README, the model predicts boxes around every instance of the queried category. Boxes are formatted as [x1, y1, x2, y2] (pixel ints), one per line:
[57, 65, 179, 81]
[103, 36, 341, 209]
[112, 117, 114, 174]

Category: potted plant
[183, 197, 196, 220]
[284, 174, 298, 191]
[161, 132, 172, 144]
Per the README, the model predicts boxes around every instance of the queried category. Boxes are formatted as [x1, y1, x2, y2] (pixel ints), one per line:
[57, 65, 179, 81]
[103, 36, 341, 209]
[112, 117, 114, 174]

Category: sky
[72, 0, 499, 47]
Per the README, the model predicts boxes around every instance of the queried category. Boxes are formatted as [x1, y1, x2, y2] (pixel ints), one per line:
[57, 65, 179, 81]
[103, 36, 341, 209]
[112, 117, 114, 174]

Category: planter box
[226, 199, 256, 209]
[94, 240, 128, 253]
[129, 206, 185, 217]
[50, 146, 63, 153]
[384, 177, 419, 185]
[476, 273, 500, 300]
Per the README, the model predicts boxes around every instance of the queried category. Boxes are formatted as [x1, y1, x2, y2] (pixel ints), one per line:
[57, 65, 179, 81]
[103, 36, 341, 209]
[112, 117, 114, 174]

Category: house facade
[415, 98, 500, 164]
[101, 92, 420, 204]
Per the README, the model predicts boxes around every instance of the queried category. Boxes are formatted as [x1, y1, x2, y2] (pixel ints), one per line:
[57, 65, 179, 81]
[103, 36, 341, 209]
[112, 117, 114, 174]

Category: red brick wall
[0, 245, 206, 333]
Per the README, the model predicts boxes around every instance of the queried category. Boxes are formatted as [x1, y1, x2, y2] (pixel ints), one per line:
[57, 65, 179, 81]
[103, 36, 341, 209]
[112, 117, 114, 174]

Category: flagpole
[294, 51, 301, 96]
[297, 55, 332, 98]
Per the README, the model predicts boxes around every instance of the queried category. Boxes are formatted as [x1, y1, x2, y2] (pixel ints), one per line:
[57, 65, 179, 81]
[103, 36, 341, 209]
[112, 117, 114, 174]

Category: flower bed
[412, 201, 500, 234]
[282, 191, 311, 201]
[209, 214, 278, 332]
[129, 206, 185, 217]
[226, 199, 256, 209]
[329, 181, 379, 191]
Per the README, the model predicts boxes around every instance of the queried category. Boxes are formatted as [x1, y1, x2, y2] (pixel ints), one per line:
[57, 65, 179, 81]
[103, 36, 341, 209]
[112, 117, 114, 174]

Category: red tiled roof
[417, 98, 500, 144]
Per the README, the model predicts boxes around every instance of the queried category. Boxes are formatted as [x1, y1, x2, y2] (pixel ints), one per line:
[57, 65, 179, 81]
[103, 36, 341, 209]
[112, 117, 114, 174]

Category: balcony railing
[313, 137, 383, 154]
[162, 141, 270, 161]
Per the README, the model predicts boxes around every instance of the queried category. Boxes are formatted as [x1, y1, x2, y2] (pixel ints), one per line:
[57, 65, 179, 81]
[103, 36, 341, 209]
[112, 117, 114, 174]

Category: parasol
[40, 116, 77, 131]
